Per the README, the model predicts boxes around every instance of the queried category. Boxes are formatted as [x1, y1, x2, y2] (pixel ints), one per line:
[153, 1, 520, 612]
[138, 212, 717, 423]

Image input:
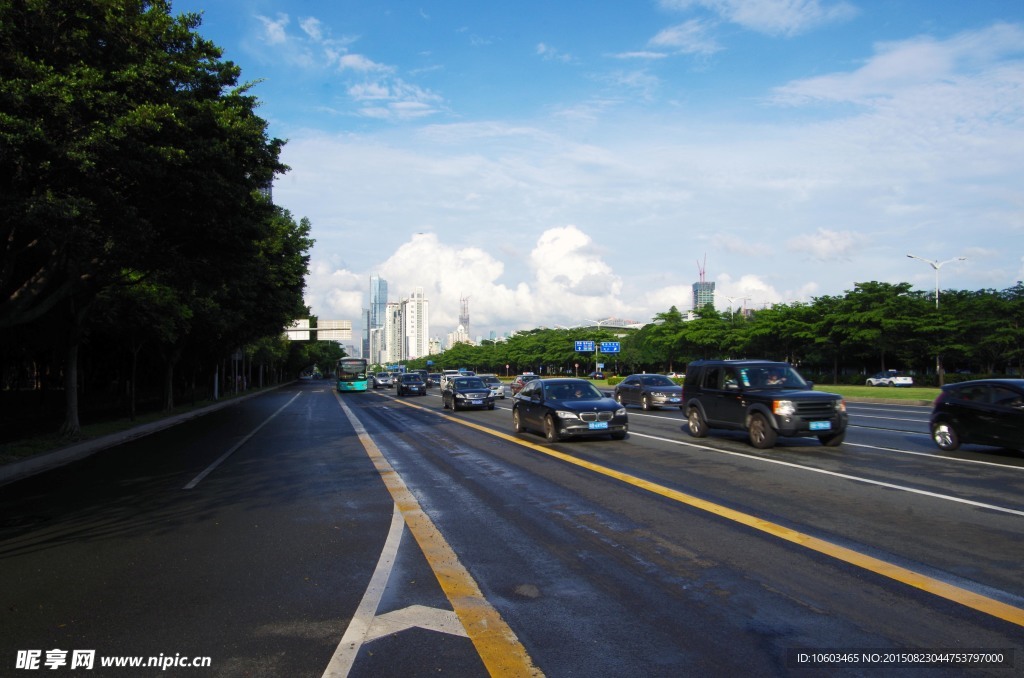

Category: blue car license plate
[809, 421, 831, 431]
[470, 399, 482, 405]
[588, 421, 609, 430]
[668, 397, 680, 403]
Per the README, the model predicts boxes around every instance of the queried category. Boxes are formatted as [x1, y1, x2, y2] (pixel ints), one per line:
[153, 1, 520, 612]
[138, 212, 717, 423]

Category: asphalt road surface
[2, 380, 1022, 677]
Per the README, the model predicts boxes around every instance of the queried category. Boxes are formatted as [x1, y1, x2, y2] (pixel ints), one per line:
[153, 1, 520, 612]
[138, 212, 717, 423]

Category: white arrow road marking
[364, 605, 469, 642]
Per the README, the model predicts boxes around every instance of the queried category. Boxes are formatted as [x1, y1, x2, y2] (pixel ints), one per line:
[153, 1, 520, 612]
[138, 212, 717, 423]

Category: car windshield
[455, 378, 485, 389]
[739, 365, 808, 389]
[642, 376, 675, 386]
[483, 377, 500, 385]
[544, 382, 603, 401]
[403, 375, 422, 383]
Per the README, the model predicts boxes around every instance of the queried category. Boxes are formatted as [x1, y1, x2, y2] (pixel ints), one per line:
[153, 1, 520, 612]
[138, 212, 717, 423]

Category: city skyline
[174, 1, 1024, 339]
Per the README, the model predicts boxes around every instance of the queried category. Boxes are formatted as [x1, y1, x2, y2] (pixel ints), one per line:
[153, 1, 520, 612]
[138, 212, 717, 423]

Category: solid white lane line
[182, 393, 301, 490]
[629, 431, 1024, 517]
[322, 504, 405, 678]
[843, 441, 1024, 471]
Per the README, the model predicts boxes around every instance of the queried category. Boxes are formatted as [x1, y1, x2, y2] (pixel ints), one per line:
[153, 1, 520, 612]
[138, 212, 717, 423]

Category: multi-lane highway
[2, 380, 1021, 676]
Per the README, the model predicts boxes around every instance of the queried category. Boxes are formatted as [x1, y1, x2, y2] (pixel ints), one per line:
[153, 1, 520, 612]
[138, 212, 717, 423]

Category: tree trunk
[129, 345, 141, 421]
[59, 341, 81, 439]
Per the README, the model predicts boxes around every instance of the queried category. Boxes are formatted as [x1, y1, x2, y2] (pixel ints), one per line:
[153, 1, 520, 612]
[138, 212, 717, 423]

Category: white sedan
[865, 371, 914, 387]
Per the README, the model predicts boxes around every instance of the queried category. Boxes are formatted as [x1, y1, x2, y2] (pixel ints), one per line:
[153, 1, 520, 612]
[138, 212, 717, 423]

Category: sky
[170, 0, 1024, 341]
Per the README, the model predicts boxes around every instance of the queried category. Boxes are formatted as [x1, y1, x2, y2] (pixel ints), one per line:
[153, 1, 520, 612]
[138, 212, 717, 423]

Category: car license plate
[588, 421, 609, 430]
[809, 421, 831, 431]
[667, 397, 680, 403]
[470, 399, 482, 405]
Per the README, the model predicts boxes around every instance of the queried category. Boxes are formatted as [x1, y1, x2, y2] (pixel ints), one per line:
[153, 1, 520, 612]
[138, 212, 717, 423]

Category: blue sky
[171, 0, 1024, 341]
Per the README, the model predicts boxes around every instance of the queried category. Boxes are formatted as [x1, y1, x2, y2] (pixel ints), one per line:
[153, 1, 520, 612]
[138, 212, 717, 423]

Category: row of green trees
[1, 1, 316, 439]
[399, 282, 1024, 385]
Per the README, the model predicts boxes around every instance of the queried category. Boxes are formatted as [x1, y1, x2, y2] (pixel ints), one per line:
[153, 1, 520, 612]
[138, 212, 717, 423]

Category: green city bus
[336, 357, 369, 392]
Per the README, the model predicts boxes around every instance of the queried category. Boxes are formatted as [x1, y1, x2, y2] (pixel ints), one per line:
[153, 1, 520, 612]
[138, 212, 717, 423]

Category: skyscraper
[402, 287, 430, 360]
[369, 275, 388, 329]
[692, 255, 714, 311]
[367, 275, 388, 362]
[692, 281, 716, 311]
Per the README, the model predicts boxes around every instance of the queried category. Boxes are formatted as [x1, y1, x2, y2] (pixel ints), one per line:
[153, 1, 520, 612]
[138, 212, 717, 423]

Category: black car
[442, 376, 495, 411]
[512, 377, 628, 442]
[682, 360, 847, 449]
[396, 373, 427, 397]
[930, 379, 1024, 452]
[614, 374, 683, 410]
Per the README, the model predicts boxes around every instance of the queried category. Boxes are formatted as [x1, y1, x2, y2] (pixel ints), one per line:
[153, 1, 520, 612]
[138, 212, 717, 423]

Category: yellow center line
[335, 393, 543, 677]
[392, 396, 1024, 628]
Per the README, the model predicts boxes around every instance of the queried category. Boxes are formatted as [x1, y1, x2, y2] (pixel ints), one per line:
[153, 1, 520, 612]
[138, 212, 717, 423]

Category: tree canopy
[400, 282, 1024, 385]
[1, 0, 311, 437]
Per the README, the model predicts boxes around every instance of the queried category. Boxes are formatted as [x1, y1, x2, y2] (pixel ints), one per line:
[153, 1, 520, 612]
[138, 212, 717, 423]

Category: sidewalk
[0, 386, 282, 488]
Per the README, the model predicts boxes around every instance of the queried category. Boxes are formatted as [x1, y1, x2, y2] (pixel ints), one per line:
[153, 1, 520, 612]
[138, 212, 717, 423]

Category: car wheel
[513, 408, 525, 433]
[544, 415, 561, 442]
[687, 407, 708, 438]
[453, 399, 461, 411]
[932, 421, 960, 451]
[887, 381, 895, 387]
[748, 413, 777, 449]
[488, 403, 495, 410]
[819, 431, 845, 447]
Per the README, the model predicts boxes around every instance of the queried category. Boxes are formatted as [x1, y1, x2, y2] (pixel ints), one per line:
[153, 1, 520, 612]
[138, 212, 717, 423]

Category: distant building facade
[692, 281, 716, 311]
[402, 287, 430, 360]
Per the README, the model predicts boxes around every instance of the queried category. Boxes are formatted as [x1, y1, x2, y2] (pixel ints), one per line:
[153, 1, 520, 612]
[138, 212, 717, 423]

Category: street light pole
[723, 295, 750, 320]
[907, 254, 966, 308]
[906, 254, 966, 385]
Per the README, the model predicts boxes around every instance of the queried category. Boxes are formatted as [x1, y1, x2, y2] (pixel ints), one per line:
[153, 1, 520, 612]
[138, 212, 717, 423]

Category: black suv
[682, 360, 847, 449]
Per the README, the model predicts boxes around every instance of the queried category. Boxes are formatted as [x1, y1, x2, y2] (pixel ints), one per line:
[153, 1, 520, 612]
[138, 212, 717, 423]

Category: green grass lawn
[818, 384, 938, 402]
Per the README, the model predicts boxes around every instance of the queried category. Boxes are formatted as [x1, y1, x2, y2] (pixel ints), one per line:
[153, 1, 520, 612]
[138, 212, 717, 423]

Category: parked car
[372, 372, 393, 389]
[682, 360, 848, 449]
[614, 374, 683, 410]
[512, 378, 628, 442]
[442, 376, 495, 411]
[865, 370, 914, 387]
[396, 373, 427, 397]
[587, 371, 605, 380]
[479, 374, 505, 399]
[929, 379, 1024, 452]
[510, 373, 540, 395]
[666, 372, 685, 379]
